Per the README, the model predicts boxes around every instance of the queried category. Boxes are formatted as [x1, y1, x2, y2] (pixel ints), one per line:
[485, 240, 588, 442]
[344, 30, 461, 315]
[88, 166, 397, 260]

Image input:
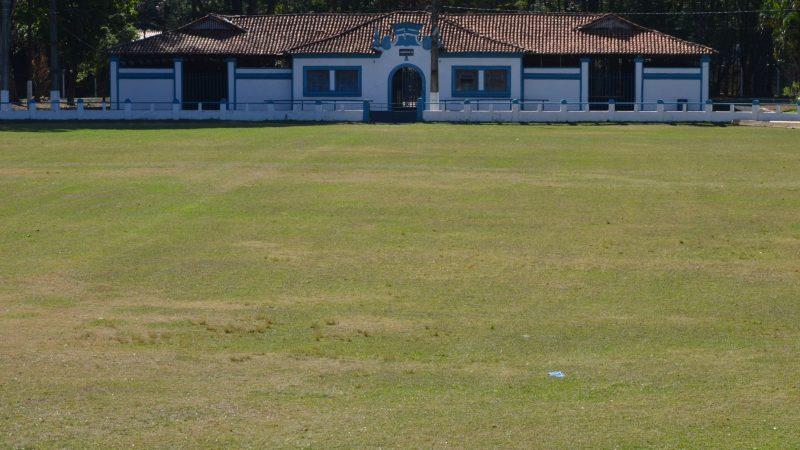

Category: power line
[442, 5, 800, 15]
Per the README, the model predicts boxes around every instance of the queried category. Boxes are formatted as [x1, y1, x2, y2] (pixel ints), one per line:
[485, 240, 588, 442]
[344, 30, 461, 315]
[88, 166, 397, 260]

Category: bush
[782, 81, 800, 100]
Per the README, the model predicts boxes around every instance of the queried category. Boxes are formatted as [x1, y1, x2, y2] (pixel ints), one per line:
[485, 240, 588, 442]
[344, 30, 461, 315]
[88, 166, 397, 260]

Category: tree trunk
[1, 0, 12, 92]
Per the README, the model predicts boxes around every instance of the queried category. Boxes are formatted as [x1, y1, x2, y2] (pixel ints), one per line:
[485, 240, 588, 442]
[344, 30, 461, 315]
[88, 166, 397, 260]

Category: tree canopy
[2, 0, 799, 100]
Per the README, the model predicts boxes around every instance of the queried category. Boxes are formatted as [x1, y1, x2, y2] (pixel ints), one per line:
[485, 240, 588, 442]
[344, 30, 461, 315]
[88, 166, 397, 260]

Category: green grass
[1, 122, 799, 448]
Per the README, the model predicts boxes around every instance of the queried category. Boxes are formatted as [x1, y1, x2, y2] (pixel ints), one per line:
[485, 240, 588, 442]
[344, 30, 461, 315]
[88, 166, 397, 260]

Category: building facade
[110, 11, 715, 116]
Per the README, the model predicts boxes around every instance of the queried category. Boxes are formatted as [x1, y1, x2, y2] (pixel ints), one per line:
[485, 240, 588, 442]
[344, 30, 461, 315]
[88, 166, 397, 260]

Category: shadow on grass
[0, 121, 353, 133]
[0, 120, 735, 133]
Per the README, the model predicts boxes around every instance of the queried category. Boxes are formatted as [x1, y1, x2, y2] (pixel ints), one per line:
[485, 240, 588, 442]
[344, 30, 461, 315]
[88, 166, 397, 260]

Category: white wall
[117, 68, 175, 110]
[642, 68, 703, 111]
[234, 68, 292, 110]
[523, 68, 581, 111]
[293, 44, 431, 109]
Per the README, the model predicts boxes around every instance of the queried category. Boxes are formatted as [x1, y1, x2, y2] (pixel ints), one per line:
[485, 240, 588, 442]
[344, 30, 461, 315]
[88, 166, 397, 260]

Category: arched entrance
[389, 64, 425, 112]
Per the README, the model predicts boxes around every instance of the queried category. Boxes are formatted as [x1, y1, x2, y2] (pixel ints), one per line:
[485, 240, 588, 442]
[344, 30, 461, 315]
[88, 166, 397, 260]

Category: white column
[634, 56, 644, 108]
[110, 56, 119, 108]
[580, 57, 590, 111]
[701, 56, 710, 104]
[226, 58, 236, 109]
[173, 58, 183, 105]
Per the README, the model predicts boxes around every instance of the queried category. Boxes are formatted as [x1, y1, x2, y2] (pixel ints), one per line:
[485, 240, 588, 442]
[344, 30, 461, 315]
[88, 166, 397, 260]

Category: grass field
[1, 122, 799, 448]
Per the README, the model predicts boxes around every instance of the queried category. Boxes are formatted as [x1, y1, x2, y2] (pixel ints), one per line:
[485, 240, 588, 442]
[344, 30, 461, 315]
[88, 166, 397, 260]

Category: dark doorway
[390, 66, 423, 111]
[589, 56, 635, 110]
[182, 60, 227, 110]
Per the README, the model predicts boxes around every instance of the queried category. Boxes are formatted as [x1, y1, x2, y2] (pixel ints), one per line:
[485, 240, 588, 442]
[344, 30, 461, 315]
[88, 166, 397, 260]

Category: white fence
[0, 99, 367, 122]
[1, 98, 799, 123]
[424, 100, 800, 123]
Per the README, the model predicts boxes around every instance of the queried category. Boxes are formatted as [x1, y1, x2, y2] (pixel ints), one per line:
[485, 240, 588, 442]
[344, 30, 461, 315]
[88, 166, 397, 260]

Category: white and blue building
[109, 11, 716, 119]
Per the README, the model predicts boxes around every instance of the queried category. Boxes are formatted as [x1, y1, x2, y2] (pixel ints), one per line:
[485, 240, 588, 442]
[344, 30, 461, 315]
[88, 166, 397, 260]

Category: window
[452, 66, 511, 97]
[335, 70, 359, 94]
[303, 67, 361, 97]
[306, 70, 329, 94]
[484, 69, 509, 93]
[455, 69, 479, 93]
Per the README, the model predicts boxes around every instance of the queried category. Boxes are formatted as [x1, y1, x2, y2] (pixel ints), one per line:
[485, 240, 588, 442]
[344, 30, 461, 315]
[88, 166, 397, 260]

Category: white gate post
[226, 58, 236, 110]
[634, 56, 643, 109]
[701, 56, 711, 104]
[173, 58, 183, 106]
[110, 56, 119, 109]
[580, 57, 590, 112]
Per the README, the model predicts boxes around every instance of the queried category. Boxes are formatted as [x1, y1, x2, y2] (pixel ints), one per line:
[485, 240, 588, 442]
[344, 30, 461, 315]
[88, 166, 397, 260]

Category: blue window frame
[452, 66, 511, 98]
[303, 66, 362, 97]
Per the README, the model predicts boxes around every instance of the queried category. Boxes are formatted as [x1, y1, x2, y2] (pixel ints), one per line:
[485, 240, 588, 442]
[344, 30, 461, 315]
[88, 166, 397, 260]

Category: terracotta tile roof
[287, 11, 431, 54]
[110, 11, 715, 57]
[111, 13, 385, 57]
[440, 13, 716, 55]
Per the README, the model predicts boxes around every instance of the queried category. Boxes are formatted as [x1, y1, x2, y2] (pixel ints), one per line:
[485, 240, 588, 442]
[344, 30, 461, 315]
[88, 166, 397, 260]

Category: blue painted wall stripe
[236, 73, 292, 80]
[642, 73, 701, 80]
[523, 73, 581, 80]
[118, 72, 174, 80]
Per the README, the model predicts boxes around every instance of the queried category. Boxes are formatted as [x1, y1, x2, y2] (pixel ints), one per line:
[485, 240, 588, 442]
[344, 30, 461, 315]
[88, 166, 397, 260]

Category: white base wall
[117, 68, 175, 109]
[234, 69, 292, 108]
[523, 68, 582, 111]
[642, 68, 703, 111]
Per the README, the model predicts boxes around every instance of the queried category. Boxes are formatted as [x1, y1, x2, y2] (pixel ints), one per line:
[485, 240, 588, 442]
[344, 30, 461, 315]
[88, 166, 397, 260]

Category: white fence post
[76, 99, 85, 119]
[28, 100, 36, 119]
[608, 99, 616, 113]
[704, 99, 713, 114]
[123, 99, 132, 119]
[752, 100, 760, 120]
[172, 99, 180, 120]
[511, 99, 520, 121]
[559, 99, 568, 113]
[0, 90, 9, 112]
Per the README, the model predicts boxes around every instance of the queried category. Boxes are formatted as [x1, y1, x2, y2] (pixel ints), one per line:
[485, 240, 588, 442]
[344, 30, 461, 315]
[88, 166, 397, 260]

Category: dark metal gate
[391, 67, 422, 112]
[590, 57, 635, 110]
[182, 62, 227, 110]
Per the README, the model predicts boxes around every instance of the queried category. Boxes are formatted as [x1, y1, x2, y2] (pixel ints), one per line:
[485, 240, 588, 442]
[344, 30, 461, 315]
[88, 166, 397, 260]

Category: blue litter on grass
[548, 371, 565, 379]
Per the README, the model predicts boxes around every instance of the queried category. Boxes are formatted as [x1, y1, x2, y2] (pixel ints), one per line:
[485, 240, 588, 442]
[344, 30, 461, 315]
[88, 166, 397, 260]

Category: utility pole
[48, 0, 59, 102]
[1, 0, 11, 107]
[429, 0, 440, 110]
